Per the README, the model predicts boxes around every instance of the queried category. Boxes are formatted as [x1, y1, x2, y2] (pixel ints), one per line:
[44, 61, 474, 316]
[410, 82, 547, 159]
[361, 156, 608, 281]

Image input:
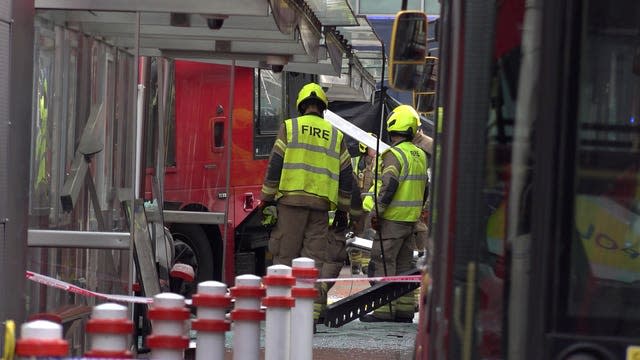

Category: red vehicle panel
[155, 61, 269, 285]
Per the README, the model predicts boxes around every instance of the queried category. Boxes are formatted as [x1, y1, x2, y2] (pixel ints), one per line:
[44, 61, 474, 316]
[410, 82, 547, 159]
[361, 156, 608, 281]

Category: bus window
[567, 0, 640, 336]
[413, 57, 438, 115]
[254, 69, 284, 158]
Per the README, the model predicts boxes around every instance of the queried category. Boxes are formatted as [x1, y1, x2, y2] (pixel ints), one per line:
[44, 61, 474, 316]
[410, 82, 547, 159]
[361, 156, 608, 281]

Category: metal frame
[162, 210, 226, 225]
[1, 0, 34, 325]
[27, 229, 131, 249]
[34, 1, 372, 82]
[34, 0, 270, 15]
[59, 103, 104, 212]
[19, 0, 383, 326]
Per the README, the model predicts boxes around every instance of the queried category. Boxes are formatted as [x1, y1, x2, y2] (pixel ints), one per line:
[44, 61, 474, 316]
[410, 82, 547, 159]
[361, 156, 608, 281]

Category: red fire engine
[143, 61, 285, 286]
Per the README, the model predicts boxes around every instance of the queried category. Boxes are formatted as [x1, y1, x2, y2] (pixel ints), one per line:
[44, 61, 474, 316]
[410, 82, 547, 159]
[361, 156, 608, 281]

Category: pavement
[313, 265, 418, 359]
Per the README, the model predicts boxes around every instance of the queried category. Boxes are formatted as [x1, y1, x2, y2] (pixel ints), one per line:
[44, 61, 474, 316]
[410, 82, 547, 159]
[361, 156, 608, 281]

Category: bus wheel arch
[169, 223, 213, 297]
[170, 204, 223, 284]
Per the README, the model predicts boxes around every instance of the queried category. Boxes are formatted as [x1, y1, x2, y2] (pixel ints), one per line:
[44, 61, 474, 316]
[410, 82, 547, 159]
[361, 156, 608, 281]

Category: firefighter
[360, 105, 429, 323]
[260, 82, 352, 271]
[315, 174, 363, 325]
[398, 104, 434, 308]
[348, 135, 377, 275]
[411, 108, 433, 265]
[396, 104, 434, 263]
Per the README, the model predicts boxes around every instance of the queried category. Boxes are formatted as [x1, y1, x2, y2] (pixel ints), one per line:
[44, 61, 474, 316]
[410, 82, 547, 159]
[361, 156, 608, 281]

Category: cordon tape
[25, 270, 424, 305]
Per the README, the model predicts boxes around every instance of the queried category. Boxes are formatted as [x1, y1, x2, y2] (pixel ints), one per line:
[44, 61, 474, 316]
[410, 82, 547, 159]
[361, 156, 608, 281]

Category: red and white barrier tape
[26, 270, 425, 305]
[25, 271, 152, 304]
[313, 275, 423, 283]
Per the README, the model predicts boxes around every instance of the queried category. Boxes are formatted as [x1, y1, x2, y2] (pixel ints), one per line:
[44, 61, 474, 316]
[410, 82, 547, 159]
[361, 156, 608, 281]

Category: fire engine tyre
[171, 224, 215, 287]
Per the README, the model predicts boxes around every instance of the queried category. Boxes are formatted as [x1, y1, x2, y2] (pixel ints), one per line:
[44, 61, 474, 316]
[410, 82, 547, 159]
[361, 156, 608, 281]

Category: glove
[260, 201, 277, 227]
[420, 209, 430, 223]
[332, 210, 348, 232]
[370, 213, 380, 232]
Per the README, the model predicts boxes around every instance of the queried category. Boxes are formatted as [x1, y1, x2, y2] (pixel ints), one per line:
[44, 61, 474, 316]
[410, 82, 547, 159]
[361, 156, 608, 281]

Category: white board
[324, 109, 390, 153]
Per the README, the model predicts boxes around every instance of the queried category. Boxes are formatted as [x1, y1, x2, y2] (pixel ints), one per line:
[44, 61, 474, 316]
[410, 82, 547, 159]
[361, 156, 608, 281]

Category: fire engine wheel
[170, 224, 215, 297]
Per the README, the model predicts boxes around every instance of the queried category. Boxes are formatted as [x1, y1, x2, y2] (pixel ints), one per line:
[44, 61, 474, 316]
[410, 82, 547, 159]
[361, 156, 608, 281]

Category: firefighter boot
[348, 249, 363, 275]
[314, 282, 329, 325]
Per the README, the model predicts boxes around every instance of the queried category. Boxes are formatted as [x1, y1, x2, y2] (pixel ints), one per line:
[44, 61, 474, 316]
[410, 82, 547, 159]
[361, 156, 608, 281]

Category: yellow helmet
[359, 132, 377, 153]
[392, 104, 421, 129]
[296, 82, 329, 114]
[387, 105, 418, 137]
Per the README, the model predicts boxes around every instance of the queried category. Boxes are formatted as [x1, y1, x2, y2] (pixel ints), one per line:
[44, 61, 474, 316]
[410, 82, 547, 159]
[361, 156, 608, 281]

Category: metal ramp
[322, 268, 421, 328]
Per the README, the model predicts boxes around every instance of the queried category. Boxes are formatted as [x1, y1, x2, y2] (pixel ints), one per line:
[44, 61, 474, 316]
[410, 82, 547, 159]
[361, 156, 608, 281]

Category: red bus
[388, 0, 640, 358]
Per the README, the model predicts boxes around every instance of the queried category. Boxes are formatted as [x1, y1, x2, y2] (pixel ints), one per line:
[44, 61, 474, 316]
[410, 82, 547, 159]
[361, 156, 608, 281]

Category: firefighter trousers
[269, 204, 329, 320]
[370, 219, 416, 321]
[314, 229, 348, 321]
[268, 203, 328, 269]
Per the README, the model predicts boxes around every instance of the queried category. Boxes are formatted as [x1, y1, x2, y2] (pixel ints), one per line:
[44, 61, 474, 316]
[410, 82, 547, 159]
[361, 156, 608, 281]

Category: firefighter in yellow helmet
[348, 133, 378, 275]
[395, 105, 433, 262]
[260, 82, 353, 322]
[409, 106, 433, 266]
[360, 105, 429, 323]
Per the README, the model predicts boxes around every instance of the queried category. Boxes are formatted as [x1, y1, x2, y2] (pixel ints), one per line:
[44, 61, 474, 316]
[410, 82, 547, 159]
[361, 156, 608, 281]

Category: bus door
[424, 0, 521, 358]
[169, 61, 231, 200]
[538, 0, 640, 359]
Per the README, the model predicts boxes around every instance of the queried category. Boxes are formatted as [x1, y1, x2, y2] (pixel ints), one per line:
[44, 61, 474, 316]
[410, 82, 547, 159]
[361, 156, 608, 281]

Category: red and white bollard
[262, 264, 295, 360]
[146, 293, 190, 360]
[16, 320, 68, 359]
[230, 274, 265, 360]
[85, 303, 133, 358]
[291, 257, 319, 360]
[191, 281, 231, 360]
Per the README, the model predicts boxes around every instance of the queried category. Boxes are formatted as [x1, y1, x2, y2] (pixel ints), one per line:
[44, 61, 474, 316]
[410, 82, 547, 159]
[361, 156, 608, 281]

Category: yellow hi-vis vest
[279, 115, 343, 209]
[365, 142, 428, 221]
[362, 181, 378, 212]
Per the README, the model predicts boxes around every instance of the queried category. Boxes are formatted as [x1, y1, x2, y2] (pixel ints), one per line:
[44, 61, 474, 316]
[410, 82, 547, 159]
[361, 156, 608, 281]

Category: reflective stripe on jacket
[279, 115, 343, 209]
[381, 142, 428, 221]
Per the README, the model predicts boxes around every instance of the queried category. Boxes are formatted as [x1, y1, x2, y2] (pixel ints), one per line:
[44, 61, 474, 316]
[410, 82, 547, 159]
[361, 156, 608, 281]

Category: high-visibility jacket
[362, 181, 379, 212]
[382, 141, 428, 221]
[351, 156, 361, 174]
[278, 115, 343, 210]
[362, 141, 428, 222]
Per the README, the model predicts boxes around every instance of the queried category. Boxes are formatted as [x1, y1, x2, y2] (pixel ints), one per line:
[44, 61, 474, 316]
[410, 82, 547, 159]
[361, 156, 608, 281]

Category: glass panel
[306, 0, 358, 26]
[27, 16, 135, 355]
[30, 20, 55, 221]
[348, 0, 357, 11]
[256, 69, 284, 134]
[144, 58, 158, 169]
[254, 69, 284, 159]
[424, 0, 440, 15]
[214, 122, 225, 148]
[360, 0, 421, 14]
[567, 0, 640, 336]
